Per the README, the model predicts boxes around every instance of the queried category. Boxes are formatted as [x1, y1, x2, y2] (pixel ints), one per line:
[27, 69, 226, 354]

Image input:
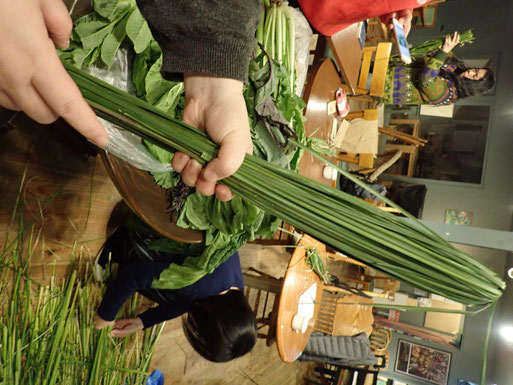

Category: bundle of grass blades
[0, 229, 163, 385]
[63, 61, 505, 308]
[392, 29, 475, 60]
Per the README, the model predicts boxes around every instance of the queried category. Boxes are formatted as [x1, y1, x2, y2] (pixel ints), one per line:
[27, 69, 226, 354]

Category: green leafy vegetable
[126, 7, 153, 53]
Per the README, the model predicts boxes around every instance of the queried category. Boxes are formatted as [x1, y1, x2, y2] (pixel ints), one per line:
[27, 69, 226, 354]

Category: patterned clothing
[383, 50, 458, 106]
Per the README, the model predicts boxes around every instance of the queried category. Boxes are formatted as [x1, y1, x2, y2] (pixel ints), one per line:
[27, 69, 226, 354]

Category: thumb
[41, 0, 73, 49]
[202, 139, 251, 183]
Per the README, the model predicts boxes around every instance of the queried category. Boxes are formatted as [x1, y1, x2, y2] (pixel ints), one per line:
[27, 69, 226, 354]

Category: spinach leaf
[75, 20, 109, 42]
[149, 170, 178, 189]
[100, 12, 130, 68]
[154, 83, 185, 118]
[126, 7, 153, 53]
[145, 56, 174, 104]
[132, 41, 161, 97]
[94, 0, 132, 21]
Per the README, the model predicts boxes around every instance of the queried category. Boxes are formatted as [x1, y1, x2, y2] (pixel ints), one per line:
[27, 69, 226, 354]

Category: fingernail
[203, 169, 219, 182]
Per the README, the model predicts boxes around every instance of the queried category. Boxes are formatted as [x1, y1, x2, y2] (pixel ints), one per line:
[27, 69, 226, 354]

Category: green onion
[62, 61, 505, 310]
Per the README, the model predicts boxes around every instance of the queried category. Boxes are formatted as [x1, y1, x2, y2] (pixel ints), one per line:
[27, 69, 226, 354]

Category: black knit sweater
[137, 0, 261, 82]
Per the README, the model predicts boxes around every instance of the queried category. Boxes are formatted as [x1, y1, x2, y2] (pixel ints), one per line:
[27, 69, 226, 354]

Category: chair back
[369, 325, 392, 353]
[314, 291, 337, 335]
[243, 272, 282, 346]
[366, 18, 389, 43]
[357, 42, 392, 97]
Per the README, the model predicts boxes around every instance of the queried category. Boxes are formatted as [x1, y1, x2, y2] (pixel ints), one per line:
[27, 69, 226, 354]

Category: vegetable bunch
[64, 62, 505, 308]
[61, 0, 310, 289]
[392, 29, 475, 59]
[0, 232, 162, 385]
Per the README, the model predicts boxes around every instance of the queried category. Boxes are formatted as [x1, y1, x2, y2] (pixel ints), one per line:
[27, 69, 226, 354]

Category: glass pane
[385, 105, 490, 184]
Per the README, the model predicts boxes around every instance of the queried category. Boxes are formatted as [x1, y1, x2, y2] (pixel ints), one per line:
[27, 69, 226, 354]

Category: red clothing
[297, 0, 430, 36]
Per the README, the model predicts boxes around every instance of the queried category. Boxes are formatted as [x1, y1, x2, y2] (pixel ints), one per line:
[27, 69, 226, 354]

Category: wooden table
[300, 58, 341, 186]
[276, 235, 325, 362]
[327, 22, 365, 95]
[100, 151, 203, 243]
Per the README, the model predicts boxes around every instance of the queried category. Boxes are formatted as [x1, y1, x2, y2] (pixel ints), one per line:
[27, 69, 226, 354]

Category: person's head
[183, 289, 257, 362]
[439, 58, 495, 99]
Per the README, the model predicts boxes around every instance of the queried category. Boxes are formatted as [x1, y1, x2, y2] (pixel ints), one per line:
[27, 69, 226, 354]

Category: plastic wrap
[290, 6, 313, 96]
[87, 50, 173, 173]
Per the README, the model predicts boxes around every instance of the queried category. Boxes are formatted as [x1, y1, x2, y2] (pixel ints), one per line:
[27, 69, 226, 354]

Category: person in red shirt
[297, 0, 432, 37]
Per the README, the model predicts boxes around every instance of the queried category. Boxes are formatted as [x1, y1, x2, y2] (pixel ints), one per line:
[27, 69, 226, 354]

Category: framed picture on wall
[395, 340, 451, 385]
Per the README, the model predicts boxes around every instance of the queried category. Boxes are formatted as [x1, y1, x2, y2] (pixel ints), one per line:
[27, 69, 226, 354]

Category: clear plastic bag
[87, 50, 172, 173]
[290, 6, 313, 96]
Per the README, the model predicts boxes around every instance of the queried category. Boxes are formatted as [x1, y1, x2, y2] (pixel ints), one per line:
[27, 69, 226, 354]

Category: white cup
[291, 314, 309, 334]
[322, 166, 337, 180]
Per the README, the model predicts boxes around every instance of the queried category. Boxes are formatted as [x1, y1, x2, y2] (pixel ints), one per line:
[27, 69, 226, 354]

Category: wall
[382, 1, 513, 384]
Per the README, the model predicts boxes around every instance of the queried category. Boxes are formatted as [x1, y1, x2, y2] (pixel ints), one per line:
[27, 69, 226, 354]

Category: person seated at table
[382, 32, 495, 106]
[295, 0, 429, 37]
[93, 224, 257, 363]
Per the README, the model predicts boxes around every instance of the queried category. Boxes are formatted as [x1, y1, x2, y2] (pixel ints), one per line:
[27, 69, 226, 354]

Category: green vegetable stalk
[63, 61, 505, 308]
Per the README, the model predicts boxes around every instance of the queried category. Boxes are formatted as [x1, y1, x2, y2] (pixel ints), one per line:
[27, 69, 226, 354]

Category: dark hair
[183, 289, 257, 362]
[438, 56, 495, 99]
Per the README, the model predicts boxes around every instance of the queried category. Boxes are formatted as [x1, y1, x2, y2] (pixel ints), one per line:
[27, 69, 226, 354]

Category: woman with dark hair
[93, 224, 257, 363]
[383, 32, 495, 105]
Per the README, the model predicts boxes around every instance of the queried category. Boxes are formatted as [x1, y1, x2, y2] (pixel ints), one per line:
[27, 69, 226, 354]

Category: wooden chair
[411, 0, 445, 29]
[325, 252, 398, 300]
[354, 42, 392, 98]
[243, 271, 283, 346]
[304, 356, 388, 385]
[379, 118, 425, 177]
[369, 325, 392, 353]
[314, 290, 375, 337]
[336, 109, 378, 170]
[366, 18, 388, 44]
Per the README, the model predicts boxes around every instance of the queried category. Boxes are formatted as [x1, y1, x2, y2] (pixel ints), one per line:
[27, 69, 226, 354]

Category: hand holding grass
[0, 0, 109, 146]
[442, 31, 461, 53]
[110, 318, 144, 337]
[172, 74, 253, 202]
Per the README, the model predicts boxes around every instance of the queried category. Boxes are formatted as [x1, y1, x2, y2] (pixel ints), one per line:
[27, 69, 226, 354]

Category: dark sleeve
[97, 262, 170, 322]
[138, 304, 188, 329]
[137, 0, 261, 82]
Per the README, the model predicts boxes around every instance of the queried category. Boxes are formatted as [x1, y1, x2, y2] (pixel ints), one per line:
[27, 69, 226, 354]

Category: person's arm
[95, 262, 170, 326]
[0, 0, 108, 146]
[138, 303, 188, 329]
[418, 32, 460, 102]
[137, 0, 261, 201]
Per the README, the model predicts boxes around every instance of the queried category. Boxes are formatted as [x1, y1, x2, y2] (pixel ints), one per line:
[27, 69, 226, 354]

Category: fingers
[110, 318, 141, 337]
[10, 85, 58, 124]
[0, 91, 21, 111]
[41, 0, 73, 49]
[111, 328, 133, 337]
[32, 50, 109, 146]
[113, 319, 132, 328]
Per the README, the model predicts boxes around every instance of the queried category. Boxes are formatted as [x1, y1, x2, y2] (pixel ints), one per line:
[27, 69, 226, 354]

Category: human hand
[0, 0, 109, 146]
[94, 314, 115, 329]
[172, 74, 253, 202]
[382, 9, 413, 37]
[442, 32, 460, 53]
[110, 318, 144, 337]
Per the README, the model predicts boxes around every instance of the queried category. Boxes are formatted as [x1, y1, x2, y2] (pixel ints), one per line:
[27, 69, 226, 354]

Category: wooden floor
[0, 112, 313, 384]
